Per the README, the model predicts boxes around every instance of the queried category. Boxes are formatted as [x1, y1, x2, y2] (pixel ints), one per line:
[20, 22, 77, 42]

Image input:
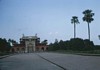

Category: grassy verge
[0, 52, 11, 56]
[50, 50, 100, 56]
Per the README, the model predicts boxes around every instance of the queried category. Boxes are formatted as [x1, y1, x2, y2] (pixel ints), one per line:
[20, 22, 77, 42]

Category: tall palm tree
[82, 9, 94, 40]
[71, 16, 79, 38]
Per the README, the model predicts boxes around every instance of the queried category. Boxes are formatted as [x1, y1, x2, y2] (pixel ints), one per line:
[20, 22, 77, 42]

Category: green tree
[41, 39, 48, 45]
[71, 16, 79, 38]
[0, 38, 11, 52]
[53, 39, 59, 50]
[8, 39, 17, 46]
[69, 38, 85, 51]
[84, 39, 94, 50]
[59, 40, 67, 50]
[82, 9, 94, 40]
[48, 39, 59, 51]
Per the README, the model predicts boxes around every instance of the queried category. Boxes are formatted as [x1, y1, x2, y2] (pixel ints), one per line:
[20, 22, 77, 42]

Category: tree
[55, 39, 59, 43]
[82, 9, 94, 40]
[0, 38, 11, 52]
[48, 39, 60, 51]
[69, 38, 85, 51]
[41, 40, 48, 45]
[59, 40, 67, 50]
[84, 39, 94, 50]
[8, 39, 17, 46]
[52, 39, 59, 50]
[71, 16, 79, 38]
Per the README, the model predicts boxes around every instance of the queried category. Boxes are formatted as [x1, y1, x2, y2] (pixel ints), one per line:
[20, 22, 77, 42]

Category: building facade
[11, 35, 48, 53]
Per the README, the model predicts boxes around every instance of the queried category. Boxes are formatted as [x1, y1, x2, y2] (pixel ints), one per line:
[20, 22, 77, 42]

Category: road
[37, 52, 100, 70]
[0, 52, 100, 70]
[0, 53, 63, 70]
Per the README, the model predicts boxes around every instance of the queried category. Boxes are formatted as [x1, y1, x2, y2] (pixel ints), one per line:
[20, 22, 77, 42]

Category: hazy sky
[0, 0, 100, 45]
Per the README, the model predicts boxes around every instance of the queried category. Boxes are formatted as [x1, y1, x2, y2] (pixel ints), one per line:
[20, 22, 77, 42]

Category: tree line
[0, 38, 17, 53]
[48, 9, 100, 52]
[48, 38, 95, 51]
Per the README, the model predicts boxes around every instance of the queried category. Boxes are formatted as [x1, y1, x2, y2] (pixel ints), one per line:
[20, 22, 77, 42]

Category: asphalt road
[0, 53, 63, 70]
[0, 52, 100, 70]
[37, 52, 100, 70]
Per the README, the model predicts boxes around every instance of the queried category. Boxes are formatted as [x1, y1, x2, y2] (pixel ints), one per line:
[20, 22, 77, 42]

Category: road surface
[0, 52, 100, 70]
[0, 53, 63, 70]
[37, 52, 100, 70]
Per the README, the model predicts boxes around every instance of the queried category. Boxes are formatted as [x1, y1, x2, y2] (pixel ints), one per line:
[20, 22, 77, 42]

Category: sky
[0, 0, 100, 45]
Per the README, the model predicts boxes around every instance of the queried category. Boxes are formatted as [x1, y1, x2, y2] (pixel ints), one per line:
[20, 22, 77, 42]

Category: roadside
[49, 50, 100, 56]
[0, 53, 16, 59]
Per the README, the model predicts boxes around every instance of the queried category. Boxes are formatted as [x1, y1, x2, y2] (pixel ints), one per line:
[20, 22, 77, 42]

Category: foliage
[69, 38, 85, 51]
[41, 39, 48, 45]
[48, 38, 94, 51]
[0, 38, 12, 53]
[71, 16, 79, 24]
[48, 39, 59, 51]
[8, 39, 18, 45]
[82, 9, 94, 23]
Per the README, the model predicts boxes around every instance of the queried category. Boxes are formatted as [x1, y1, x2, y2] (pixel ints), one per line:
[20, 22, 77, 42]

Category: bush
[48, 38, 94, 51]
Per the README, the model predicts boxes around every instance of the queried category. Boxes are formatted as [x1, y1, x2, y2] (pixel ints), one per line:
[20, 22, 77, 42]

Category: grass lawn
[52, 50, 100, 56]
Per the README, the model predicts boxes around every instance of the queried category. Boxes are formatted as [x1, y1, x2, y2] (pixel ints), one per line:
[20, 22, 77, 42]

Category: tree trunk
[74, 23, 76, 38]
[88, 23, 90, 40]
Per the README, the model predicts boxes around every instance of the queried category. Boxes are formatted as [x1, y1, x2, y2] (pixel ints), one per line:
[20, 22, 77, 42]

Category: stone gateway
[11, 35, 48, 53]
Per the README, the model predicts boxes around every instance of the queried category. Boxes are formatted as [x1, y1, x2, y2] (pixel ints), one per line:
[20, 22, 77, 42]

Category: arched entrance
[41, 47, 44, 51]
[27, 43, 34, 53]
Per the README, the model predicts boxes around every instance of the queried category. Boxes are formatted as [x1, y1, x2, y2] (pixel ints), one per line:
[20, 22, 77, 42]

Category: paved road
[37, 52, 100, 70]
[0, 52, 100, 70]
[0, 53, 63, 70]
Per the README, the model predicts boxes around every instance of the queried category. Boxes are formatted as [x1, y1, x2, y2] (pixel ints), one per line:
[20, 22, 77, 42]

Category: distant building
[10, 35, 48, 53]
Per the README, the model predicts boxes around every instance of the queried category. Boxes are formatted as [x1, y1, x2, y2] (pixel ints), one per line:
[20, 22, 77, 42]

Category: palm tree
[71, 16, 79, 38]
[82, 9, 94, 40]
